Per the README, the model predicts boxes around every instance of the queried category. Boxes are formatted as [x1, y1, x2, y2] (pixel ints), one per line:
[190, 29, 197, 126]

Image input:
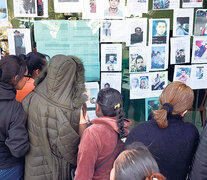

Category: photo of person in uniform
[104, 0, 123, 17]
[175, 49, 185, 64]
[130, 27, 143, 45]
[152, 20, 167, 44]
[13, 30, 25, 56]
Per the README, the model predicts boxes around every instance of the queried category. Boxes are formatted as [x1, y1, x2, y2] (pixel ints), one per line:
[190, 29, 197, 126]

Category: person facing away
[0, 55, 29, 180]
[110, 142, 166, 180]
[16, 52, 48, 102]
[74, 88, 131, 180]
[124, 81, 199, 180]
[22, 55, 86, 180]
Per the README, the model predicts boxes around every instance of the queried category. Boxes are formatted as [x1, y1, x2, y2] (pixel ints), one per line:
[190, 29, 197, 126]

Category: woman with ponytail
[124, 81, 199, 180]
[16, 52, 48, 102]
[110, 142, 165, 180]
[75, 88, 131, 180]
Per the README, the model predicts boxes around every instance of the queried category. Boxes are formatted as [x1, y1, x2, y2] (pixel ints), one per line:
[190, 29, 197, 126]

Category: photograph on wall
[192, 36, 207, 63]
[13, 0, 37, 17]
[101, 44, 122, 71]
[182, 0, 203, 8]
[54, 0, 83, 13]
[150, 45, 168, 71]
[84, 82, 99, 108]
[170, 37, 190, 64]
[101, 72, 122, 92]
[0, 27, 9, 57]
[126, 0, 149, 15]
[149, 19, 170, 45]
[100, 20, 127, 42]
[173, 65, 192, 85]
[7, 29, 31, 56]
[126, 18, 147, 47]
[173, 9, 194, 36]
[129, 46, 149, 73]
[103, 0, 125, 19]
[145, 97, 159, 121]
[37, 0, 48, 17]
[0, 0, 9, 26]
[194, 9, 207, 36]
[87, 110, 98, 121]
[151, 72, 167, 91]
[153, 0, 179, 10]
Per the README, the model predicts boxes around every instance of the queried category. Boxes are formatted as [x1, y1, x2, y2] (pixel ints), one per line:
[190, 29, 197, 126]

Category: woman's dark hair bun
[19, 54, 27, 62]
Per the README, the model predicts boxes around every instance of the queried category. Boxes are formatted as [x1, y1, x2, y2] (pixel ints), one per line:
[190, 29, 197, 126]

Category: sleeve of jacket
[74, 128, 99, 180]
[5, 102, 29, 158]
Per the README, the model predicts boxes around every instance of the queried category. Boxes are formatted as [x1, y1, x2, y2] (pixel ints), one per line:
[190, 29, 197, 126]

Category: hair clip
[114, 103, 120, 109]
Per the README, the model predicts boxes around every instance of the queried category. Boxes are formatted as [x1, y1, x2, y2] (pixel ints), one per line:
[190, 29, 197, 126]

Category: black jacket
[0, 82, 29, 170]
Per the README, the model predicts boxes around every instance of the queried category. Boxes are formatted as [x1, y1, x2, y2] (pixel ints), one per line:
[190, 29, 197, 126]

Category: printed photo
[0, 0, 9, 26]
[151, 46, 165, 70]
[104, 0, 124, 19]
[176, 17, 189, 36]
[130, 27, 143, 45]
[151, 73, 165, 91]
[130, 77, 139, 90]
[194, 9, 207, 36]
[129, 54, 146, 72]
[175, 49, 185, 64]
[153, 0, 169, 9]
[145, 97, 159, 121]
[106, 54, 117, 64]
[194, 41, 207, 60]
[139, 76, 149, 89]
[176, 67, 191, 84]
[84, 82, 99, 108]
[196, 66, 204, 79]
[102, 21, 111, 39]
[152, 20, 167, 44]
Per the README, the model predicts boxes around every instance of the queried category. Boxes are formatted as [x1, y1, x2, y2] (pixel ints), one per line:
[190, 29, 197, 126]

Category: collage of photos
[174, 64, 207, 89]
[7, 29, 31, 56]
[84, 82, 99, 108]
[101, 72, 122, 92]
[126, 18, 147, 47]
[13, 0, 48, 17]
[0, 0, 8, 26]
[192, 36, 207, 63]
[150, 45, 168, 71]
[129, 46, 148, 73]
[145, 97, 159, 121]
[173, 9, 194, 36]
[170, 37, 190, 64]
[149, 19, 170, 45]
[194, 9, 207, 36]
[130, 71, 168, 99]
[101, 44, 122, 72]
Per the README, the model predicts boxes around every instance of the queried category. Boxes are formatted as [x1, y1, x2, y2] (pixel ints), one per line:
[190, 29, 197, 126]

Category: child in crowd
[110, 142, 165, 180]
[74, 88, 131, 180]
[124, 81, 199, 180]
[16, 52, 48, 102]
[0, 55, 29, 180]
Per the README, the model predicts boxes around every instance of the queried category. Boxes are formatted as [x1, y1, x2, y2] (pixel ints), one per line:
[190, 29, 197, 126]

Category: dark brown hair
[0, 55, 27, 85]
[153, 81, 194, 128]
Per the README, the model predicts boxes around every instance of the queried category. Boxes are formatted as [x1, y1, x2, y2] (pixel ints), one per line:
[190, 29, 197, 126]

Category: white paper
[130, 71, 168, 99]
[82, 0, 102, 19]
[170, 37, 190, 64]
[100, 20, 128, 42]
[84, 82, 99, 108]
[101, 44, 122, 71]
[54, 0, 83, 13]
[149, 18, 170, 45]
[192, 36, 207, 64]
[129, 46, 149, 73]
[0, 0, 9, 26]
[101, 72, 122, 92]
[103, 0, 125, 19]
[150, 45, 168, 71]
[126, 18, 147, 47]
[13, 0, 37, 17]
[87, 110, 98, 121]
[173, 9, 194, 36]
[153, 0, 179, 10]
[7, 29, 31, 56]
[173, 64, 207, 89]
[126, 0, 149, 15]
[194, 9, 207, 36]
[182, 0, 203, 8]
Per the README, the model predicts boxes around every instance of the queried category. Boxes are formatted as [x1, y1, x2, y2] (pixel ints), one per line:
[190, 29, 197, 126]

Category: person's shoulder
[183, 122, 199, 135]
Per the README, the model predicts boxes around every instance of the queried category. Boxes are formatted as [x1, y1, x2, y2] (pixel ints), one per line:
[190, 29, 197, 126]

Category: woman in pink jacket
[75, 88, 131, 180]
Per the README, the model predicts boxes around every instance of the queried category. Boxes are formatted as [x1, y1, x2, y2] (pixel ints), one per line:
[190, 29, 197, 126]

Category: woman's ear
[33, 69, 40, 77]
[96, 104, 103, 117]
[11, 75, 18, 85]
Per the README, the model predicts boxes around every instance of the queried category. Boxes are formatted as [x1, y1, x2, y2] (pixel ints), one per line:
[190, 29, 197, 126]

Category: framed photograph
[149, 19, 170, 45]
[192, 36, 207, 64]
[194, 9, 207, 36]
[170, 37, 190, 64]
[7, 29, 32, 56]
[101, 44, 122, 71]
[0, 0, 9, 26]
[145, 97, 159, 121]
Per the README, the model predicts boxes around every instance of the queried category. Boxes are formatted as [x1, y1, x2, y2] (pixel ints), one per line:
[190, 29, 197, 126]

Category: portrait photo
[194, 9, 207, 36]
[130, 27, 143, 45]
[105, 54, 117, 64]
[129, 54, 146, 72]
[176, 67, 191, 84]
[176, 17, 189, 36]
[102, 21, 111, 39]
[175, 49, 185, 64]
[196, 66, 204, 79]
[145, 97, 159, 121]
[139, 76, 149, 89]
[130, 77, 139, 90]
[151, 73, 165, 91]
[151, 46, 166, 70]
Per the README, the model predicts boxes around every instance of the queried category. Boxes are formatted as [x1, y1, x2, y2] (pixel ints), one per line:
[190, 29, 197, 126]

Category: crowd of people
[0, 52, 205, 180]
